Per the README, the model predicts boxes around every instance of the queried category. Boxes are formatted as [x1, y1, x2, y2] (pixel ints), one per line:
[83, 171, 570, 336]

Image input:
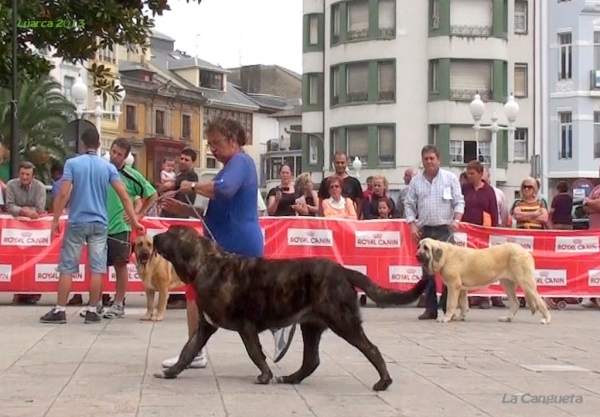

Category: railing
[379, 91, 395, 101]
[378, 27, 395, 38]
[347, 29, 369, 40]
[450, 89, 491, 102]
[347, 92, 369, 103]
[450, 24, 492, 37]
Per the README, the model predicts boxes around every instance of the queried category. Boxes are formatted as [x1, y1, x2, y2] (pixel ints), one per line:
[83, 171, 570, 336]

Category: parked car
[572, 198, 589, 230]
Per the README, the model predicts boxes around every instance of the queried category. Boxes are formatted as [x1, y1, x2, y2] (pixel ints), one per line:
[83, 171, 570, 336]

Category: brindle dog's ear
[433, 247, 443, 263]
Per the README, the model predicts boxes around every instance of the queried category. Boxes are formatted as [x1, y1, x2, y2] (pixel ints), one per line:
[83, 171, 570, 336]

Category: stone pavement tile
[460, 394, 592, 417]
[379, 389, 489, 417]
[293, 376, 375, 395]
[493, 375, 591, 394]
[74, 362, 147, 378]
[0, 406, 48, 417]
[553, 393, 600, 416]
[45, 408, 136, 417]
[137, 405, 226, 417]
[215, 375, 298, 395]
[425, 375, 514, 395]
[142, 373, 221, 397]
[560, 375, 600, 395]
[52, 376, 142, 412]
[0, 375, 69, 408]
[222, 393, 312, 417]
[300, 393, 401, 417]
[2, 362, 79, 378]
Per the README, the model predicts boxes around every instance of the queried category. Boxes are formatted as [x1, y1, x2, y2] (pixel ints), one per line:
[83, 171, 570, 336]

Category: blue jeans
[57, 223, 108, 274]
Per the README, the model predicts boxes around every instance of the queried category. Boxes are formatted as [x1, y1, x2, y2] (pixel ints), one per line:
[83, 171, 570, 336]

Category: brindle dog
[152, 225, 427, 391]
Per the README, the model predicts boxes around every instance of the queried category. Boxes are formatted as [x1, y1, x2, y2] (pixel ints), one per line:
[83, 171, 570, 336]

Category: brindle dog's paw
[275, 375, 300, 385]
[154, 371, 177, 379]
[254, 373, 273, 385]
[372, 378, 392, 391]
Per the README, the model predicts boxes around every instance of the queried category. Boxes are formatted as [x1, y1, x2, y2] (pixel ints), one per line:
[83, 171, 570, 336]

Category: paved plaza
[0, 294, 599, 417]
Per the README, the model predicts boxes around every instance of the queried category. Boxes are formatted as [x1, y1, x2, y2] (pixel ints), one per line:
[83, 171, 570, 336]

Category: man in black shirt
[318, 151, 364, 218]
[159, 148, 199, 308]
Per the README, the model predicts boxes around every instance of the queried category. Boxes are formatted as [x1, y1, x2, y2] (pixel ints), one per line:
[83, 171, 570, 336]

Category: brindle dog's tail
[346, 269, 428, 305]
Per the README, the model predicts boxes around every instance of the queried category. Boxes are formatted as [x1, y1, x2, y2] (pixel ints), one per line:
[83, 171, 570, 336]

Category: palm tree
[0, 77, 76, 183]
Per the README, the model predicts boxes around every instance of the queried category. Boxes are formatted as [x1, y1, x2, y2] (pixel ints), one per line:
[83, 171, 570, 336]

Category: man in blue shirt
[40, 128, 145, 324]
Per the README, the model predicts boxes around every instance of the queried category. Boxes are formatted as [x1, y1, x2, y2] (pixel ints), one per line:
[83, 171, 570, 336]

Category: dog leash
[184, 194, 217, 242]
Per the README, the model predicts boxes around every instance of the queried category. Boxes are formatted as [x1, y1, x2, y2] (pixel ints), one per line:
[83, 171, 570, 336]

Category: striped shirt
[404, 169, 465, 227]
[511, 198, 547, 229]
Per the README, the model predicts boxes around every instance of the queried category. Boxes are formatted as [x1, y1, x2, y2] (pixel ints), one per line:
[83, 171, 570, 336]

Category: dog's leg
[437, 283, 460, 323]
[498, 279, 519, 323]
[276, 322, 326, 385]
[521, 280, 551, 325]
[141, 289, 155, 321]
[456, 290, 468, 321]
[155, 318, 217, 379]
[154, 288, 169, 322]
[237, 322, 273, 385]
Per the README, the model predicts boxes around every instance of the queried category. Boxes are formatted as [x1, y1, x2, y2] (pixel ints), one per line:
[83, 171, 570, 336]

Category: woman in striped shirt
[510, 177, 549, 229]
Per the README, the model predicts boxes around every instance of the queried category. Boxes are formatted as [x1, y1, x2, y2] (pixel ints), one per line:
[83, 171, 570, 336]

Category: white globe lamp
[125, 153, 134, 166]
[71, 75, 88, 106]
[469, 94, 485, 123]
[352, 156, 362, 178]
[102, 151, 110, 161]
[504, 94, 519, 124]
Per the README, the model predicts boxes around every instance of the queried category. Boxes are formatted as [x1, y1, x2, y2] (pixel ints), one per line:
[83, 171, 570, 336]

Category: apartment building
[302, 0, 534, 201]
[543, 0, 600, 199]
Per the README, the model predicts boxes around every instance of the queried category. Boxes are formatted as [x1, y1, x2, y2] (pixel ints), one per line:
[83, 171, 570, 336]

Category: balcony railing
[450, 89, 491, 102]
[379, 90, 395, 101]
[347, 28, 369, 40]
[450, 24, 492, 37]
[378, 27, 395, 38]
[347, 91, 368, 102]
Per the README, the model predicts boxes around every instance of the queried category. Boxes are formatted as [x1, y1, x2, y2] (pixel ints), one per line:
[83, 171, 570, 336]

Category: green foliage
[0, 0, 202, 101]
[0, 77, 76, 182]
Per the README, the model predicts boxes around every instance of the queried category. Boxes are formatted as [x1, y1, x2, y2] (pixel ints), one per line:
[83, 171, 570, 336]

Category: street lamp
[351, 156, 362, 178]
[469, 94, 519, 187]
[103, 151, 134, 166]
[71, 75, 126, 156]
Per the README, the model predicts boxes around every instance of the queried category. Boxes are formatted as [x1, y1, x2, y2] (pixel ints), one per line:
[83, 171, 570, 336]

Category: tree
[0, 0, 202, 101]
[0, 77, 76, 182]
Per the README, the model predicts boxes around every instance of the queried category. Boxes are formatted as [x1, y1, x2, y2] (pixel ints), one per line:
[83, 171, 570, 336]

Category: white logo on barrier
[1, 228, 51, 247]
[354, 231, 400, 248]
[0, 264, 12, 282]
[35, 264, 85, 282]
[454, 232, 467, 247]
[389, 266, 422, 284]
[555, 236, 599, 253]
[534, 269, 567, 287]
[588, 270, 600, 287]
[287, 228, 333, 247]
[344, 265, 367, 275]
[146, 228, 166, 238]
[489, 235, 534, 252]
[108, 263, 141, 282]
[261, 228, 266, 244]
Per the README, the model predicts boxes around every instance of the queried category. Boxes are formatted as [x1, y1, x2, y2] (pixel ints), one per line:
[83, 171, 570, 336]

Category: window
[206, 156, 217, 169]
[267, 156, 302, 180]
[450, 60, 492, 101]
[331, 66, 340, 105]
[378, 61, 395, 101]
[346, 63, 369, 103]
[429, 60, 439, 93]
[594, 112, 600, 158]
[514, 128, 528, 161]
[559, 111, 572, 159]
[203, 108, 253, 144]
[63, 76, 74, 102]
[594, 32, 600, 71]
[309, 136, 319, 164]
[308, 74, 319, 105]
[182, 114, 191, 139]
[102, 97, 115, 120]
[378, 126, 394, 165]
[514, 0, 527, 34]
[558, 33, 572, 80]
[514, 64, 528, 98]
[98, 46, 116, 63]
[200, 71, 223, 90]
[449, 0, 493, 36]
[332, 3, 341, 43]
[431, 0, 440, 29]
[125, 105, 137, 131]
[346, 127, 369, 163]
[155, 110, 165, 135]
[449, 126, 491, 164]
[378, 0, 395, 36]
[309, 15, 319, 45]
[347, 0, 369, 40]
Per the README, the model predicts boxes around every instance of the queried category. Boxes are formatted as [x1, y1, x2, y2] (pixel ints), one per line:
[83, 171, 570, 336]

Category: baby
[160, 158, 176, 187]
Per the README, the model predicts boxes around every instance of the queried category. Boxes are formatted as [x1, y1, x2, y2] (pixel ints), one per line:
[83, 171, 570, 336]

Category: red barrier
[0, 214, 599, 296]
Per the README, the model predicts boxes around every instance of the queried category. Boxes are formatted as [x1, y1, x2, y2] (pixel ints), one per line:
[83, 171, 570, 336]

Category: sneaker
[84, 309, 101, 324]
[103, 303, 124, 319]
[161, 348, 208, 369]
[272, 324, 296, 363]
[79, 304, 104, 318]
[40, 308, 66, 324]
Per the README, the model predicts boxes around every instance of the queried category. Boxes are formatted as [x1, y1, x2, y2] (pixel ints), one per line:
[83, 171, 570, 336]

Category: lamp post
[469, 94, 519, 188]
[351, 156, 362, 178]
[71, 75, 126, 155]
[9, 0, 19, 178]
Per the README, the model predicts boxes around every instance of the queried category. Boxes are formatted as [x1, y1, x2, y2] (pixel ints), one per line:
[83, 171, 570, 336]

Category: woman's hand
[292, 201, 309, 215]
[179, 180, 196, 194]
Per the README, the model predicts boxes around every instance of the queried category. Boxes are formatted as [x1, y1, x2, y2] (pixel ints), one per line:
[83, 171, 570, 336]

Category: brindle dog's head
[153, 225, 218, 284]
[416, 238, 446, 275]
[133, 234, 154, 265]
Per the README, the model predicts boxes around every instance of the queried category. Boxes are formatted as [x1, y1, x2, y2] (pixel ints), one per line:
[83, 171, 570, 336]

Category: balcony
[450, 89, 491, 102]
[590, 70, 600, 90]
[450, 24, 492, 37]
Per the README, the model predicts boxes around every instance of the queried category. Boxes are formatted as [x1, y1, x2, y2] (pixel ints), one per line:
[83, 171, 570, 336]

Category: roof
[245, 93, 292, 111]
[150, 47, 258, 111]
[149, 29, 176, 42]
[227, 64, 302, 81]
[270, 106, 302, 118]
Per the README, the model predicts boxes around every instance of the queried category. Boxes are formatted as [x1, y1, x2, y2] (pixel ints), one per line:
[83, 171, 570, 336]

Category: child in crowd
[160, 158, 176, 188]
[377, 198, 394, 219]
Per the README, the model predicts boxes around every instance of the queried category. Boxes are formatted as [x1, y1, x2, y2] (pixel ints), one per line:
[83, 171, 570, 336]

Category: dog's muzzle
[138, 251, 152, 264]
[416, 252, 428, 264]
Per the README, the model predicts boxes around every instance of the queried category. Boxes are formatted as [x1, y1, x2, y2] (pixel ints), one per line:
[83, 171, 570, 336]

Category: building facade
[544, 0, 600, 198]
[302, 0, 534, 202]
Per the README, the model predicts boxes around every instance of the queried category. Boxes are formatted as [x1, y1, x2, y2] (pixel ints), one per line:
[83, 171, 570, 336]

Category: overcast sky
[152, 0, 303, 73]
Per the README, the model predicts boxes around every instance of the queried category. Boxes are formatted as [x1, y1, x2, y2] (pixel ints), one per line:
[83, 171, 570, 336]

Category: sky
[152, 0, 303, 74]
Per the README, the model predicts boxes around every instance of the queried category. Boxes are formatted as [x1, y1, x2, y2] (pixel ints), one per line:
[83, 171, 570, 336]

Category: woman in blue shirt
[160, 117, 296, 370]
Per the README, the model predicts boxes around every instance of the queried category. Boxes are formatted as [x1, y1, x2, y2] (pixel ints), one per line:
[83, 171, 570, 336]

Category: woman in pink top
[321, 176, 357, 219]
